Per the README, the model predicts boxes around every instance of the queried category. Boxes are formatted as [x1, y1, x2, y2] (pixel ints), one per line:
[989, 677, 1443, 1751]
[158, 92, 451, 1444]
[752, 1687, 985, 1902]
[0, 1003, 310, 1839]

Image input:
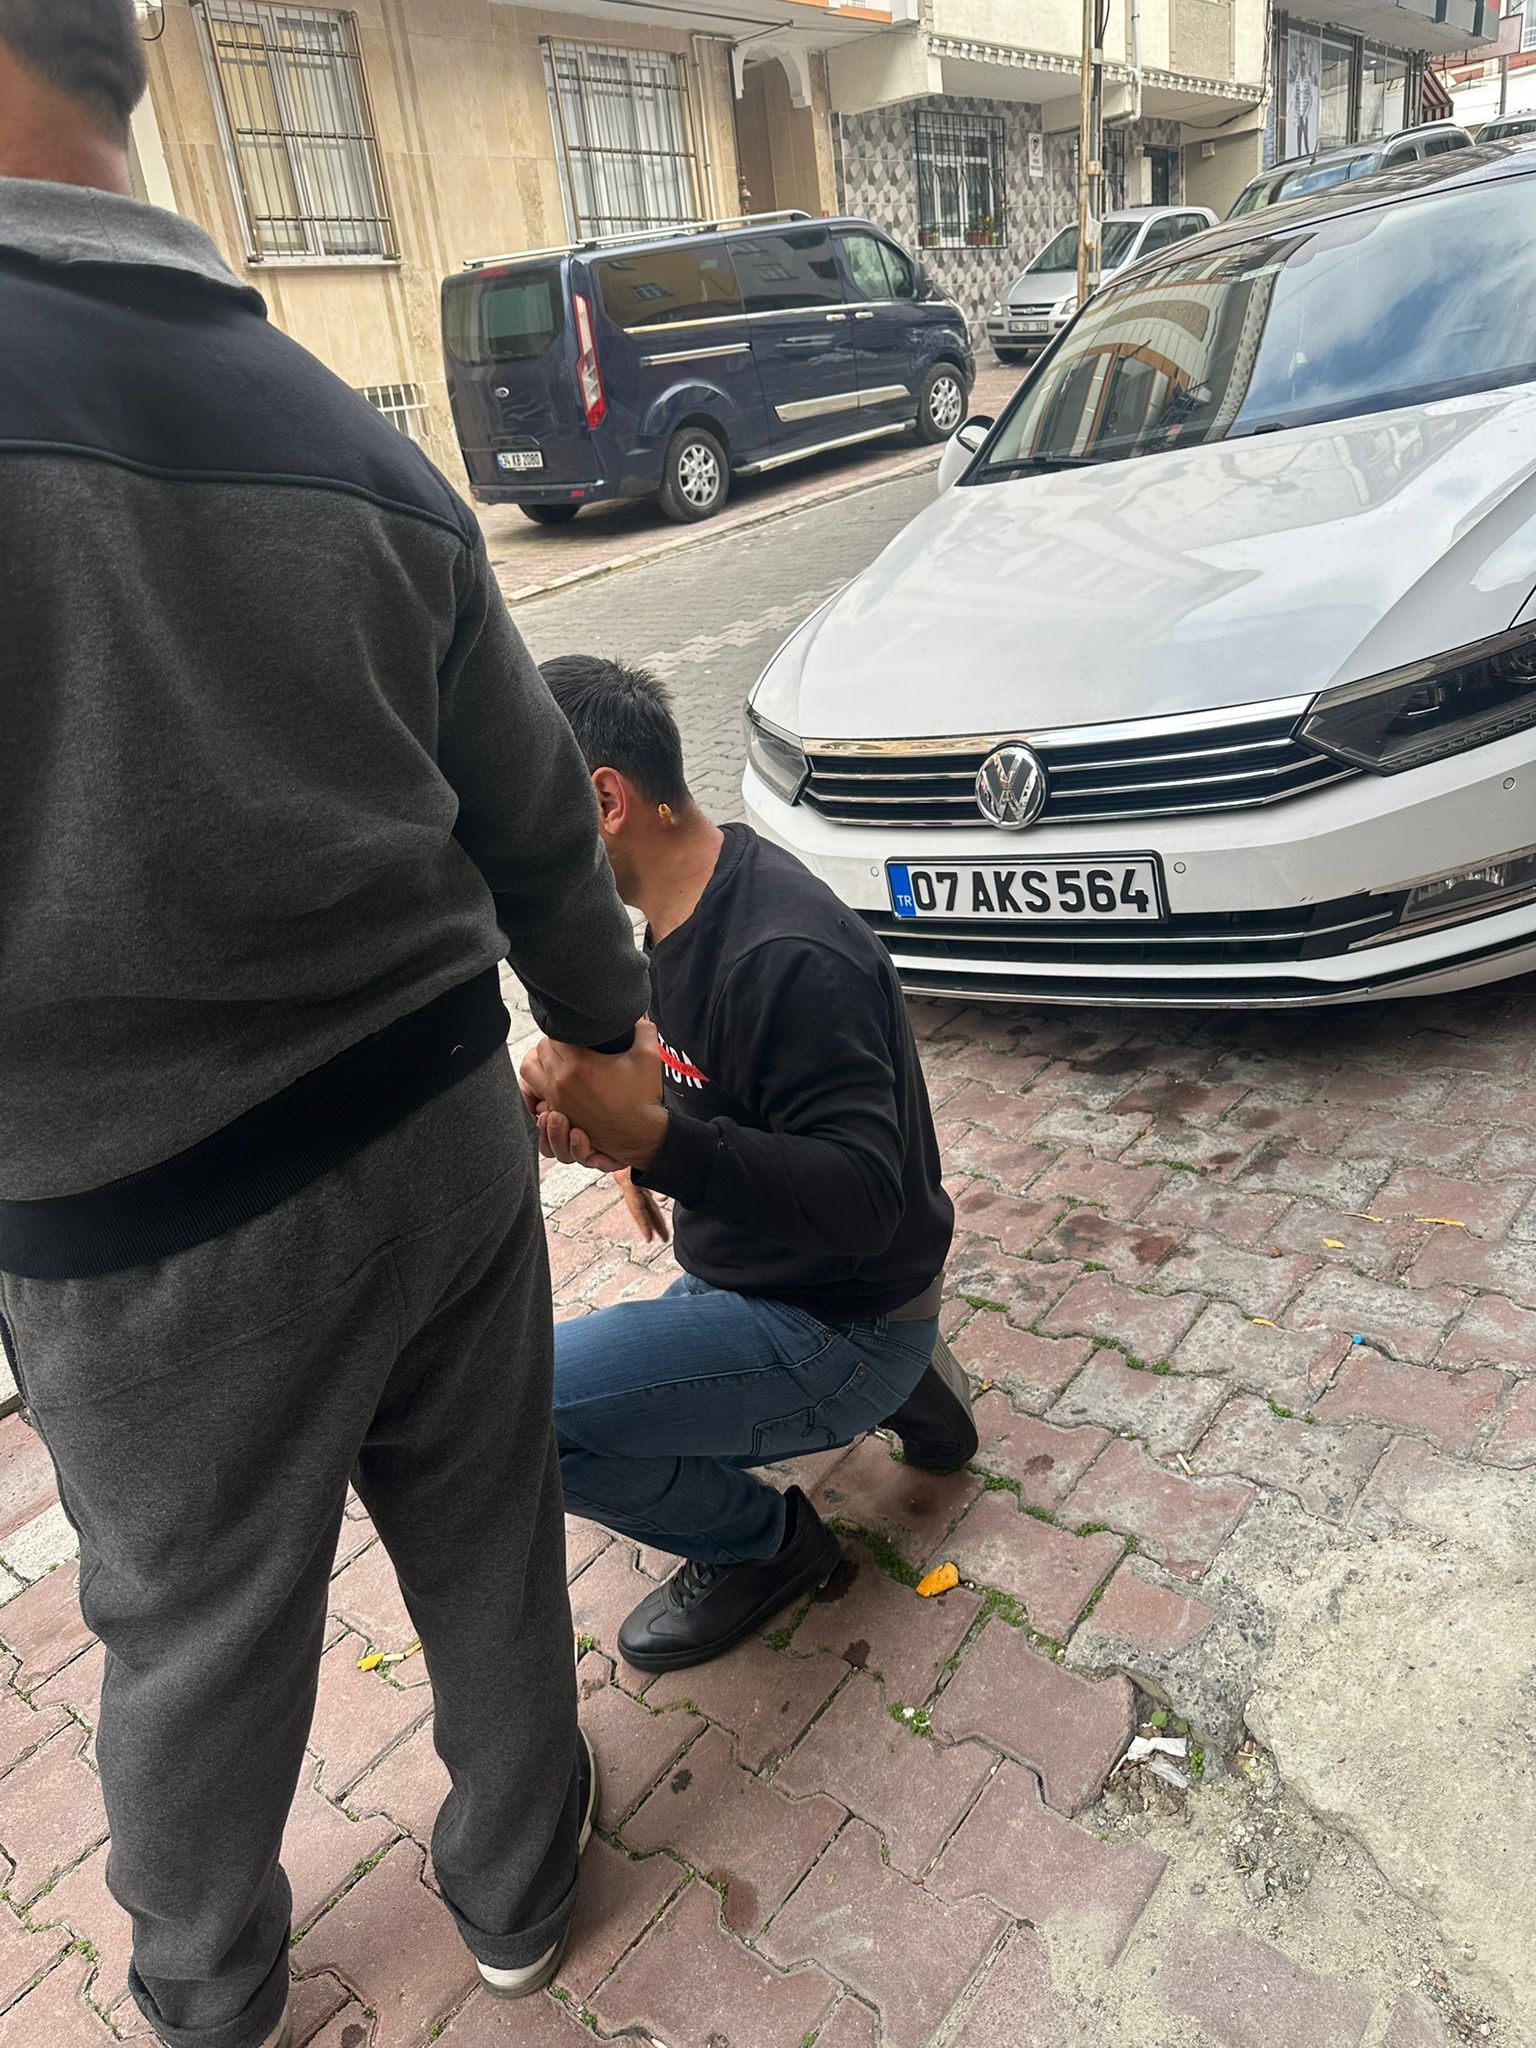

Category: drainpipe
[691, 33, 722, 216]
[1129, 0, 1142, 122]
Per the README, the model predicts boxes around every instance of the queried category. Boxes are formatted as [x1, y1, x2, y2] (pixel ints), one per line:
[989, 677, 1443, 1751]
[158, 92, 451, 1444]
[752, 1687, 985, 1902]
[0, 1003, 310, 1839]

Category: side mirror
[936, 414, 993, 493]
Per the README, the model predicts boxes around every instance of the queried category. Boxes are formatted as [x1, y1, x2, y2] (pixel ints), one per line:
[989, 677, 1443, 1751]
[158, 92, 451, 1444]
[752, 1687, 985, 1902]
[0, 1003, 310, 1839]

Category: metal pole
[1499, 52, 1510, 118]
[1076, 0, 1096, 309]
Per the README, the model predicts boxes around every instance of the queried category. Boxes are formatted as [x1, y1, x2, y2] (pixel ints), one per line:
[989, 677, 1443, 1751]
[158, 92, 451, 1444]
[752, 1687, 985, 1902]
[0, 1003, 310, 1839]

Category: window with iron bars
[197, 1, 396, 262]
[914, 109, 1006, 251]
[359, 382, 429, 444]
[543, 38, 701, 240]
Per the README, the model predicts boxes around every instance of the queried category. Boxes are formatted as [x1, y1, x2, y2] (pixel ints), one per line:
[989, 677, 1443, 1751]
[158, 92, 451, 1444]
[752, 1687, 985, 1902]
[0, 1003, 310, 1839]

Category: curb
[494, 444, 944, 606]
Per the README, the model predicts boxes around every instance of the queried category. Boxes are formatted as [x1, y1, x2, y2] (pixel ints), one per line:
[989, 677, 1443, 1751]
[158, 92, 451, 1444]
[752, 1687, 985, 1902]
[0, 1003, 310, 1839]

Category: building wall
[1182, 123, 1263, 212]
[142, 0, 740, 484]
[836, 94, 1076, 333]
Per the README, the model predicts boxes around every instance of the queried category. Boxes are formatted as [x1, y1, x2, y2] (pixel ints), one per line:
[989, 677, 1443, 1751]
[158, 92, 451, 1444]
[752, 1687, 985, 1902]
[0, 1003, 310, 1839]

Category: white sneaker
[476, 1729, 597, 2001]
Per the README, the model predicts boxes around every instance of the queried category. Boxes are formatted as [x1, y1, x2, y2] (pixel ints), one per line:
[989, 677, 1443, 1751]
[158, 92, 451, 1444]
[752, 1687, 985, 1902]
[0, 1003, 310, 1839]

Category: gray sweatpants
[0, 1055, 578, 2048]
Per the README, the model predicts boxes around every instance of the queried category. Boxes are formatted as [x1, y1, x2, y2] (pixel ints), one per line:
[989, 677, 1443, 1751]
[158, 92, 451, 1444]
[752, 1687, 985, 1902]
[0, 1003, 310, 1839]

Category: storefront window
[1360, 43, 1408, 140]
[1319, 32, 1354, 151]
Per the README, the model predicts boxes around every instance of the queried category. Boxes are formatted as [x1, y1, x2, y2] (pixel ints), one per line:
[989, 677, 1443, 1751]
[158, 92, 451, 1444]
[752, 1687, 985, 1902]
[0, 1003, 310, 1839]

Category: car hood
[759, 388, 1536, 741]
[1006, 267, 1076, 301]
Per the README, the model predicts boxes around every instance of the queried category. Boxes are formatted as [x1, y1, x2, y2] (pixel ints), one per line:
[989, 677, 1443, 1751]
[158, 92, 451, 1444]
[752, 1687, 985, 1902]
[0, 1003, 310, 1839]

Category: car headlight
[989, 299, 1003, 318]
[744, 705, 809, 804]
[1053, 295, 1077, 318]
[1302, 626, 1536, 773]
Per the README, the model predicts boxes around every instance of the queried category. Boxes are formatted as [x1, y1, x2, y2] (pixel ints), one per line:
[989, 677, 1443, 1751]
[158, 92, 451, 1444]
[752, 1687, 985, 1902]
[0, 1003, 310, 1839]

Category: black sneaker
[476, 1727, 597, 1999]
[617, 1488, 841, 1673]
[882, 1337, 979, 1472]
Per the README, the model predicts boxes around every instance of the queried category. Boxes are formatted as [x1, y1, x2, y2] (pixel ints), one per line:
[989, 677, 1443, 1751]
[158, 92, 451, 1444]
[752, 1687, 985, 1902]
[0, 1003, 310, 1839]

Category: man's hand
[520, 1020, 668, 1172]
[617, 1169, 671, 1244]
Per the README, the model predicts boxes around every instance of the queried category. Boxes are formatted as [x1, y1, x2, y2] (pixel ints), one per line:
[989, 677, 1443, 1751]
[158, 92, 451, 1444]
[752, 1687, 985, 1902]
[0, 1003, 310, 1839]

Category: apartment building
[129, 0, 886, 479]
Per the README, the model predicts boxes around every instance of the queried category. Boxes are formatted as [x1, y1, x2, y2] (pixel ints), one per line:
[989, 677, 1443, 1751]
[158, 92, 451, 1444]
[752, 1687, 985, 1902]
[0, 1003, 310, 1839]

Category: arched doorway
[734, 50, 830, 218]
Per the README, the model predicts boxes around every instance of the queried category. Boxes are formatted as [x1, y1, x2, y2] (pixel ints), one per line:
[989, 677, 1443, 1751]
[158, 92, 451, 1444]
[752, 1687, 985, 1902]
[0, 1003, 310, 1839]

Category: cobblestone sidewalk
[3, 980, 1534, 2046]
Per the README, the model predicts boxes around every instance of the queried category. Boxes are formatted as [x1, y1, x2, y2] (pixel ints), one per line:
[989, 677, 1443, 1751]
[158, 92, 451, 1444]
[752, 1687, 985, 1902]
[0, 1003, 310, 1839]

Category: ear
[591, 766, 628, 836]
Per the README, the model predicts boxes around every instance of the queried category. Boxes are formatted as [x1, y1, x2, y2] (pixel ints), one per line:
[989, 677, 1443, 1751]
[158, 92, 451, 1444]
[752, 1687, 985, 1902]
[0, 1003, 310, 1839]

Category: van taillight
[572, 292, 605, 430]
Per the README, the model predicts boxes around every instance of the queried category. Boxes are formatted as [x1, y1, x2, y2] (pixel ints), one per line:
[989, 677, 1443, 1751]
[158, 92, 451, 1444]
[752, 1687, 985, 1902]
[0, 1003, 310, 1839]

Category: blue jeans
[554, 1272, 937, 1565]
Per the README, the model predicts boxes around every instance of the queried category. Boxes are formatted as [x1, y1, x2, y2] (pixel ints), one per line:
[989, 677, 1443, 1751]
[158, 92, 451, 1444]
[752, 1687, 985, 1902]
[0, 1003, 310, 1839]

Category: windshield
[1275, 153, 1378, 202]
[978, 174, 1536, 476]
[1026, 218, 1143, 274]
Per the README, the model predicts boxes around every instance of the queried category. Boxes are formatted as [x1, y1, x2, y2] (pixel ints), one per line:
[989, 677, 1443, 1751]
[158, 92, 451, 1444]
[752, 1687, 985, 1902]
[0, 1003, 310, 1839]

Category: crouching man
[521, 657, 976, 1674]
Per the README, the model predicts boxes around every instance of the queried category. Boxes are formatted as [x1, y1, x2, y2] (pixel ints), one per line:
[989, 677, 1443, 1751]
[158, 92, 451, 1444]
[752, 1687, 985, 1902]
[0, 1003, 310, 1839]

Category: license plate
[888, 859, 1164, 921]
[496, 450, 543, 472]
[1011, 319, 1048, 335]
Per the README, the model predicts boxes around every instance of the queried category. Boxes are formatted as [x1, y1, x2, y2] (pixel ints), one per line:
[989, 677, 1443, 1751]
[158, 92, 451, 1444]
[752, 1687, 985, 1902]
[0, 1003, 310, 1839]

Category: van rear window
[443, 265, 563, 366]
[597, 247, 742, 330]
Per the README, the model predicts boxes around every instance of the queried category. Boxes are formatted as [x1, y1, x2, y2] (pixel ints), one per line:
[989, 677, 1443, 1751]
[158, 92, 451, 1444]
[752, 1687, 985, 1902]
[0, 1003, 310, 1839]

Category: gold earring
[658, 803, 674, 825]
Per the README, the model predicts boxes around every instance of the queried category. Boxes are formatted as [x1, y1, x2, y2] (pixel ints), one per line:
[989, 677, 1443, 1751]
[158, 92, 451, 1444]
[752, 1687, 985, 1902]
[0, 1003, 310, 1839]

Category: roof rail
[461, 210, 812, 272]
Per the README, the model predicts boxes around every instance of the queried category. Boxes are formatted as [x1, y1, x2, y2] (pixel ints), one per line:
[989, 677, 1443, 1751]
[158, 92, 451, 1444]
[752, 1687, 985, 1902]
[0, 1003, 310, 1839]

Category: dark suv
[441, 211, 973, 525]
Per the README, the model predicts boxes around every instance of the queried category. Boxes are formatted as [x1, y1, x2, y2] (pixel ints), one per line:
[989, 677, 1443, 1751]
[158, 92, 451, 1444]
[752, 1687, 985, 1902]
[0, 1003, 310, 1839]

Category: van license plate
[496, 450, 543, 471]
[888, 859, 1164, 921]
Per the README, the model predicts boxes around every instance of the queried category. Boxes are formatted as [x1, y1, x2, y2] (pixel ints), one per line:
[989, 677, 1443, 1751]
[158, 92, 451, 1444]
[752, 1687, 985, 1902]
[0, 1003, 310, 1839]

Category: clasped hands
[520, 1021, 671, 1240]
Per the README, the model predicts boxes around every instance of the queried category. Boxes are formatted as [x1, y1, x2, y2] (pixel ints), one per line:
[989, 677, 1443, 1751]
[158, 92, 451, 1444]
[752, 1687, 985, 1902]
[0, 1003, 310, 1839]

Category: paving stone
[971, 1391, 1108, 1505]
[1438, 1290, 1536, 1369]
[931, 1758, 1165, 1963]
[1380, 1991, 1458, 2047]
[29, 1843, 132, 2013]
[1062, 1439, 1254, 1578]
[287, 1974, 355, 2047]
[1286, 1268, 1466, 1366]
[1374, 1166, 1530, 1239]
[1041, 1273, 1204, 1364]
[1313, 1356, 1507, 1453]
[943, 1929, 1062, 2048]
[1315, 1066, 1456, 1118]
[1405, 1223, 1536, 1302]
[776, 1672, 995, 1878]
[945, 1120, 1054, 1194]
[1150, 1237, 1317, 1319]
[947, 1242, 1077, 1329]
[331, 1515, 376, 1579]
[566, 1544, 662, 1673]
[951, 1184, 1064, 1256]
[592, 1876, 837, 2048]
[791, 1546, 981, 1702]
[555, 1834, 685, 2002]
[1486, 1378, 1536, 1465]
[1156, 1921, 1373, 2048]
[327, 1543, 415, 1654]
[430, 1984, 594, 2044]
[1190, 1394, 1386, 1523]
[930, 1622, 1134, 1814]
[574, 1651, 704, 1823]
[1109, 1077, 1249, 1126]
[762, 1818, 1005, 2048]
[1046, 1351, 1227, 1457]
[546, 1179, 623, 1235]
[812, 1999, 881, 2048]
[0, 1565, 91, 1692]
[940, 1492, 1122, 1638]
[0, 1952, 119, 2048]
[0, 1900, 69, 2012]
[564, 1516, 609, 1582]
[812, 1436, 981, 1566]
[621, 1724, 842, 1935]
[28, 1640, 105, 1733]
[1030, 1147, 1170, 1217]
[0, 1726, 106, 1905]
[1030, 1208, 1180, 1280]
[295, 1841, 477, 2048]
[307, 1632, 431, 1800]
[1336, 1117, 1483, 1169]
[545, 1230, 607, 1291]
[0, 1506, 78, 1586]
[1137, 1178, 1292, 1249]
[1072, 1565, 1217, 1658]
[0, 1415, 56, 1545]
[347, 1721, 446, 1848]
[951, 1314, 1092, 1410]
[643, 1635, 845, 1770]
[1352, 1436, 1478, 1536]
[1170, 1302, 1351, 1408]
[1234, 1141, 1392, 1211]
[0, 1686, 68, 1777]
[1264, 1199, 1425, 1277]
[1031, 1102, 1149, 1154]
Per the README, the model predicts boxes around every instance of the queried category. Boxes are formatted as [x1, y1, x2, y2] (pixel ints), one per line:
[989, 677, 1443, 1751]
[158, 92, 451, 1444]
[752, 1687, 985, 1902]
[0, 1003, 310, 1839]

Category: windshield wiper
[981, 454, 1101, 476]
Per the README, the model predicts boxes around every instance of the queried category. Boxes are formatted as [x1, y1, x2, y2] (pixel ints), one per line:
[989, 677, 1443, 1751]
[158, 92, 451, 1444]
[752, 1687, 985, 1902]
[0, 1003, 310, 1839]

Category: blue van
[441, 210, 973, 525]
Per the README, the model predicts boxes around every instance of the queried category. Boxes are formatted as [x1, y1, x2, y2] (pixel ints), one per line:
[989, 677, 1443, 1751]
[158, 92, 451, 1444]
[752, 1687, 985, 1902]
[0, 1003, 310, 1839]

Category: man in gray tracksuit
[0, 6, 649, 2045]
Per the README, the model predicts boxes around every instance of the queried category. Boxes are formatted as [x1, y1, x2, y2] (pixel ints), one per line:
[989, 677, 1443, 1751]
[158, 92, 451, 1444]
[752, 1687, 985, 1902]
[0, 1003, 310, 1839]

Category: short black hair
[541, 655, 691, 809]
[0, 0, 147, 137]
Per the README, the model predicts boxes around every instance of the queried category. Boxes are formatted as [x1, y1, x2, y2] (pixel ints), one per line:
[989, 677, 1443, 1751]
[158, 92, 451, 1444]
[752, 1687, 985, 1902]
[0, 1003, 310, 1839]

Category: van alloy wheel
[928, 373, 964, 434]
[679, 442, 721, 508]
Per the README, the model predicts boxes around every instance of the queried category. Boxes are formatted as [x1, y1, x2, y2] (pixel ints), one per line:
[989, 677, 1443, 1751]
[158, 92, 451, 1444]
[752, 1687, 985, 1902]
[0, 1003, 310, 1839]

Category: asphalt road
[511, 467, 937, 821]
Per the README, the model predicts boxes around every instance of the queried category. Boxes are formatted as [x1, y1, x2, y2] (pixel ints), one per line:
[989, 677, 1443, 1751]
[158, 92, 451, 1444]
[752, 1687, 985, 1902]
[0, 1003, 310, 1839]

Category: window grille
[198, 1, 396, 261]
[359, 382, 428, 444]
[543, 38, 702, 239]
[914, 109, 1006, 251]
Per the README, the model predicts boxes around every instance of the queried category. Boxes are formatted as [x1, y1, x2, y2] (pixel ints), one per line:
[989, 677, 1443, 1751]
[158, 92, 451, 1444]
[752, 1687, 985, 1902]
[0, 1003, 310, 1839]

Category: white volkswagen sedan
[743, 145, 1536, 1007]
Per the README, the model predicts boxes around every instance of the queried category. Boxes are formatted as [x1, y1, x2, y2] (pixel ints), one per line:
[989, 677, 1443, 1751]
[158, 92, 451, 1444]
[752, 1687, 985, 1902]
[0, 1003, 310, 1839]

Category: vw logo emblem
[975, 743, 1047, 830]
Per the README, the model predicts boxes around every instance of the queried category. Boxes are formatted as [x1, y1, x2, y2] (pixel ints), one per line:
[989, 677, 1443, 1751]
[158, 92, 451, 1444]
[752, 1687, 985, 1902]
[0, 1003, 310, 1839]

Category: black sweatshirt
[635, 825, 953, 1319]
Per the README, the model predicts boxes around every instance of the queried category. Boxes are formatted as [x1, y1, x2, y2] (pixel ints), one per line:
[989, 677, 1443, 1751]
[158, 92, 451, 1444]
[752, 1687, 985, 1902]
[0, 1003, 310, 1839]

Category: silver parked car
[1227, 122, 1474, 216]
[985, 205, 1217, 363]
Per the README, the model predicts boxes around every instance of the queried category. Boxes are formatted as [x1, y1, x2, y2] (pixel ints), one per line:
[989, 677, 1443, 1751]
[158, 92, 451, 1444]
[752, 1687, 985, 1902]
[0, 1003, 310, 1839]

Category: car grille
[861, 892, 1403, 970]
[1007, 302, 1055, 316]
[802, 706, 1357, 830]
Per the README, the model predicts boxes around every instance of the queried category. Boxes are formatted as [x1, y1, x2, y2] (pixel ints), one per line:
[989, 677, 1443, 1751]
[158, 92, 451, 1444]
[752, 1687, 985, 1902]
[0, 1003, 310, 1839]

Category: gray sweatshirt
[0, 178, 647, 1203]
